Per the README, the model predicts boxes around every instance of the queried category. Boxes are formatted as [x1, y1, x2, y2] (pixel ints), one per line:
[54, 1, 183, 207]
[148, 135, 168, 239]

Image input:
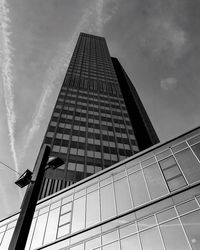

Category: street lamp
[9, 144, 64, 250]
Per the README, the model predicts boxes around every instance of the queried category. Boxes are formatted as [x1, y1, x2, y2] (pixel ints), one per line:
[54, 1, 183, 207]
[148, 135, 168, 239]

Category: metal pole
[8, 144, 50, 250]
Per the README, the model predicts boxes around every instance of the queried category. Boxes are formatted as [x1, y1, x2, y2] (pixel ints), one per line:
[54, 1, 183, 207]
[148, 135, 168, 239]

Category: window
[70, 148, 77, 155]
[114, 178, 132, 214]
[53, 145, 60, 152]
[50, 121, 57, 127]
[47, 132, 54, 138]
[129, 171, 150, 206]
[100, 184, 116, 220]
[53, 112, 59, 117]
[68, 162, 76, 171]
[60, 147, 68, 154]
[160, 218, 191, 249]
[143, 163, 168, 199]
[159, 156, 187, 191]
[76, 163, 84, 172]
[63, 134, 70, 140]
[175, 148, 200, 184]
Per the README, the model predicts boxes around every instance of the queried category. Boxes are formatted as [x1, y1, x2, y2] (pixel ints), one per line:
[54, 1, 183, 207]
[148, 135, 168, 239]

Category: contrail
[0, 0, 18, 174]
[20, 0, 118, 165]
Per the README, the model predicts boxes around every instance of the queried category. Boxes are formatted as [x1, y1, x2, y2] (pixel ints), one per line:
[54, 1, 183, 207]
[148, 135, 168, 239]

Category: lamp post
[8, 144, 64, 250]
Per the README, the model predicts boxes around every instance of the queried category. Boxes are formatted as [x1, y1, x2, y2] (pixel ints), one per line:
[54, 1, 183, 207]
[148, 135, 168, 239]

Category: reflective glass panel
[70, 243, 84, 250]
[181, 210, 200, 249]
[114, 178, 132, 214]
[43, 208, 60, 245]
[31, 213, 48, 249]
[0, 228, 14, 250]
[143, 163, 168, 199]
[59, 212, 71, 226]
[61, 202, 72, 214]
[138, 215, 157, 231]
[175, 148, 200, 183]
[191, 142, 200, 161]
[119, 223, 137, 238]
[85, 237, 101, 250]
[156, 207, 177, 223]
[176, 199, 199, 215]
[140, 227, 164, 250]
[102, 241, 120, 250]
[100, 184, 116, 220]
[102, 230, 118, 245]
[86, 190, 100, 227]
[129, 171, 150, 206]
[121, 234, 141, 250]
[160, 218, 190, 250]
[57, 223, 70, 238]
[71, 196, 86, 232]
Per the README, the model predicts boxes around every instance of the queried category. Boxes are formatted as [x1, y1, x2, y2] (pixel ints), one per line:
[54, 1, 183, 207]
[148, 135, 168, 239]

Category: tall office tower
[39, 33, 159, 199]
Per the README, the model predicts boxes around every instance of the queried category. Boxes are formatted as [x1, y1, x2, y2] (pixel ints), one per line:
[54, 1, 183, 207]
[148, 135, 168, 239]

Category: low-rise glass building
[1, 126, 200, 249]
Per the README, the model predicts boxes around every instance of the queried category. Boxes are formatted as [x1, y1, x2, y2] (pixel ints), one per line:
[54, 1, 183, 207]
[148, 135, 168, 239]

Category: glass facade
[1, 127, 200, 249]
[38, 33, 158, 199]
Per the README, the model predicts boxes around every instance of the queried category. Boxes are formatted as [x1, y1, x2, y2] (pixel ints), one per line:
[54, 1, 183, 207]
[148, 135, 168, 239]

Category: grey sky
[0, 0, 200, 219]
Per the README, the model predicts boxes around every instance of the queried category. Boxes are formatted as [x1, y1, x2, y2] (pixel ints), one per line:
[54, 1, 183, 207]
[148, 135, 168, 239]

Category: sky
[0, 0, 200, 219]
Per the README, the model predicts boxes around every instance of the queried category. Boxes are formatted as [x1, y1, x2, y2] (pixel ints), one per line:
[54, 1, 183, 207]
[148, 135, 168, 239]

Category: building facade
[39, 33, 159, 199]
[1, 126, 200, 249]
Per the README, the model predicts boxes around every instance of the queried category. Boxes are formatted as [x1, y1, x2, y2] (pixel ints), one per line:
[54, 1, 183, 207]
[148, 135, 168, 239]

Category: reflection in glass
[59, 212, 71, 226]
[175, 148, 200, 183]
[70, 243, 84, 250]
[0, 228, 14, 250]
[86, 190, 100, 227]
[143, 163, 168, 199]
[140, 227, 164, 250]
[85, 237, 101, 250]
[138, 215, 156, 231]
[43, 208, 60, 245]
[72, 196, 86, 232]
[25, 218, 36, 250]
[192, 142, 200, 161]
[181, 210, 200, 250]
[102, 230, 118, 245]
[100, 184, 116, 220]
[160, 218, 190, 250]
[119, 223, 137, 238]
[61, 202, 72, 214]
[31, 213, 48, 249]
[176, 199, 198, 215]
[57, 223, 70, 238]
[114, 178, 132, 214]
[159, 156, 187, 191]
[121, 234, 141, 250]
[156, 207, 177, 223]
[129, 171, 150, 206]
[102, 241, 120, 250]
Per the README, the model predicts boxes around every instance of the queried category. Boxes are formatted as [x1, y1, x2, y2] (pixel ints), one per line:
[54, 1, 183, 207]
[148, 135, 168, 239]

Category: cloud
[160, 77, 177, 91]
[138, 1, 188, 64]
[0, 0, 18, 174]
[19, 0, 119, 165]
[150, 18, 186, 60]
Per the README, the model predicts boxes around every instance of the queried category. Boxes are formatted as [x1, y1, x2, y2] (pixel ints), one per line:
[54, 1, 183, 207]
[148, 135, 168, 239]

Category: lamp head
[15, 169, 33, 188]
[46, 157, 64, 169]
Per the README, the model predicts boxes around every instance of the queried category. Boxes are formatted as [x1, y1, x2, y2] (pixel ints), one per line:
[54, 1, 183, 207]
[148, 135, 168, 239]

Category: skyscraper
[2, 33, 200, 250]
[39, 33, 159, 199]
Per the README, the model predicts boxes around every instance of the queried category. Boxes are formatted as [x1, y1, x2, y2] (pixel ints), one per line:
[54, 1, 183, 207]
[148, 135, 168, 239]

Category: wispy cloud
[160, 77, 177, 91]
[139, 1, 188, 64]
[19, 0, 118, 165]
[0, 0, 18, 174]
